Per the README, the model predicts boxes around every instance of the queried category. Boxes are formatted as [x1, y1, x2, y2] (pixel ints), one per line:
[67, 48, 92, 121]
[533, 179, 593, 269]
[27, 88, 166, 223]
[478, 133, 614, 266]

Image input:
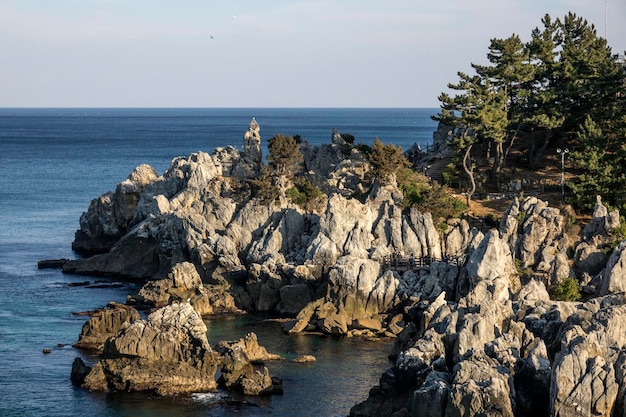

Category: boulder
[214, 332, 282, 395]
[598, 242, 626, 296]
[73, 302, 140, 352]
[582, 195, 620, 238]
[134, 261, 202, 307]
[277, 284, 312, 315]
[447, 353, 515, 417]
[79, 303, 219, 396]
[517, 202, 564, 269]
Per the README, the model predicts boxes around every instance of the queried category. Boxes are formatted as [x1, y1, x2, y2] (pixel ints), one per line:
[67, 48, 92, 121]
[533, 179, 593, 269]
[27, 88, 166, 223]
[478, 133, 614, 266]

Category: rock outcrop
[214, 332, 283, 396]
[350, 196, 626, 417]
[64, 124, 474, 334]
[129, 261, 241, 316]
[73, 303, 220, 396]
[73, 302, 140, 352]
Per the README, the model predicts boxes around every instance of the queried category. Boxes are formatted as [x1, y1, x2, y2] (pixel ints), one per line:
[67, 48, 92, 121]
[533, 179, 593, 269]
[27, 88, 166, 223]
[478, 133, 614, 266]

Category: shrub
[287, 178, 327, 212]
[395, 167, 468, 220]
[551, 278, 581, 301]
[514, 259, 533, 281]
[341, 133, 355, 144]
[442, 161, 458, 186]
[413, 183, 468, 221]
[396, 168, 430, 209]
[355, 143, 372, 155]
[249, 168, 278, 203]
[349, 188, 368, 203]
[485, 212, 500, 228]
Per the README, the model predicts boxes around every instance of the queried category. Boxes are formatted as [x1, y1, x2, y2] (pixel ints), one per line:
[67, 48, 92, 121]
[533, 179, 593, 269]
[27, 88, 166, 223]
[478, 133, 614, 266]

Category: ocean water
[0, 108, 438, 417]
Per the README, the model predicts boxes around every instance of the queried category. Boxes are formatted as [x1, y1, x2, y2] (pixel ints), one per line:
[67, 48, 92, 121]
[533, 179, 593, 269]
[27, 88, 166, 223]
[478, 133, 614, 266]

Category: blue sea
[0, 108, 438, 417]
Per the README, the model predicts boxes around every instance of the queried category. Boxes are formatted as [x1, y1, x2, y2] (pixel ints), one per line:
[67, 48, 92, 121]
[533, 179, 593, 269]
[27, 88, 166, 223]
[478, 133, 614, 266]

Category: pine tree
[267, 134, 303, 178]
[368, 138, 410, 185]
[473, 34, 534, 175]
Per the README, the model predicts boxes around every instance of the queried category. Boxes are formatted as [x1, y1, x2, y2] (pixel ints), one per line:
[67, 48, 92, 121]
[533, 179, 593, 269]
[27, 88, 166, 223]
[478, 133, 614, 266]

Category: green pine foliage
[435, 11, 626, 214]
[286, 178, 327, 212]
[267, 134, 304, 178]
[368, 138, 411, 185]
[551, 278, 582, 302]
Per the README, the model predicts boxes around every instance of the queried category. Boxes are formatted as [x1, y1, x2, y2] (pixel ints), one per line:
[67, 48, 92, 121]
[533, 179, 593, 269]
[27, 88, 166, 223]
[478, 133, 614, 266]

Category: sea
[0, 108, 439, 417]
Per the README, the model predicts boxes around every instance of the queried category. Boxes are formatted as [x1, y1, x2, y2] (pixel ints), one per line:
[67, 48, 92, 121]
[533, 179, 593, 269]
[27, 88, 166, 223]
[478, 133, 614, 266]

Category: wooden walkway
[381, 254, 462, 273]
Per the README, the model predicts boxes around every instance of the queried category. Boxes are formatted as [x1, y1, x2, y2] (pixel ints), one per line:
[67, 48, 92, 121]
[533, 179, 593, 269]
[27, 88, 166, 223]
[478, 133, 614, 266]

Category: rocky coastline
[64, 119, 626, 416]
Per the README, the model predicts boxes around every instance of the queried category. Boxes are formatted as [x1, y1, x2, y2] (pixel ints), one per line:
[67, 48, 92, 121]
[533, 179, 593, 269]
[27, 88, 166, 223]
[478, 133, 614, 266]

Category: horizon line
[0, 105, 440, 110]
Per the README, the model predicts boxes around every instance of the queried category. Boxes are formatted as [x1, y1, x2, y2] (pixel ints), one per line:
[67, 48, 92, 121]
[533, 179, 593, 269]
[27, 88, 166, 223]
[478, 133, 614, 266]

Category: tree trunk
[491, 141, 504, 191]
[530, 130, 552, 170]
[503, 125, 521, 167]
[462, 144, 475, 209]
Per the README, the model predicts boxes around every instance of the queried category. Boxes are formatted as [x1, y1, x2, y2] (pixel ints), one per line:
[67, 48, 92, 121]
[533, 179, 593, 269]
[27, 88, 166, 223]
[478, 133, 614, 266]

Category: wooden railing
[381, 254, 462, 272]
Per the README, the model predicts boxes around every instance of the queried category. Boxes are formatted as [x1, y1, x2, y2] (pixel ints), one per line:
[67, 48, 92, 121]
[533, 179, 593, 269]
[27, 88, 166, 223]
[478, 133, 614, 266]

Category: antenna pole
[605, 0, 608, 40]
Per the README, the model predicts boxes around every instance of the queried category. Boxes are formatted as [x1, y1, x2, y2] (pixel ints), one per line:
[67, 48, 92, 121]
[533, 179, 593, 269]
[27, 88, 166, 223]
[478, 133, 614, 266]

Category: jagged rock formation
[65, 119, 626, 413]
[214, 332, 283, 395]
[128, 261, 242, 316]
[72, 303, 220, 396]
[350, 196, 626, 417]
[73, 302, 140, 352]
[64, 122, 475, 334]
[241, 117, 262, 176]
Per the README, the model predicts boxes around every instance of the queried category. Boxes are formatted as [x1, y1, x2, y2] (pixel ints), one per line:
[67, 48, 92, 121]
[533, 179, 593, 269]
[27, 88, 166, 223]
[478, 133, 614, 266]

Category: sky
[1, 0, 624, 108]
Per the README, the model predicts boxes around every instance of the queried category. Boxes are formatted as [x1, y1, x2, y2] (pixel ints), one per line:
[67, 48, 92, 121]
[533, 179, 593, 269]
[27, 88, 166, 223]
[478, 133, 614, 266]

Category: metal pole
[561, 152, 565, 202]
[606, 0, 608, 40]
[557, 148, 569, 203]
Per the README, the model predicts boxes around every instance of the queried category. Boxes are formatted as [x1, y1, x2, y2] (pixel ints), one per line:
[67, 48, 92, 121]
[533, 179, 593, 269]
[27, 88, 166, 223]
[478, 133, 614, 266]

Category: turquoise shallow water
[0, 108, 437, 416]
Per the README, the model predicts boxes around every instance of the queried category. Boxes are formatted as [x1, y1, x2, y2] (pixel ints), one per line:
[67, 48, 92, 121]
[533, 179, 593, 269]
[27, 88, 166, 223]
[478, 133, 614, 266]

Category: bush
[248, 165, 279, 202]
[287, 178, 326, 212]
[341, 133, 355, 144]
[395, 167, 468, 221]
[355, 143, 372, 155]
[396, 168, 430, 209]
[413, 183, 468, 221]
[442, 161, 458, 186]
[514, 259, 533, 281]
[551, 278, 581, 301]
[485, 212, 500, 228]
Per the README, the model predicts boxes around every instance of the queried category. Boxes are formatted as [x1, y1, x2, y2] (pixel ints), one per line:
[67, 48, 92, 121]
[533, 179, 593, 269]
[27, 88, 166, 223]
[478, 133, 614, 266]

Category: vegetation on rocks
[550, 277, 581, 301]
[367, 138, 411, 185]
[267, 133, 303, 178]
[286, 177, 326, 212]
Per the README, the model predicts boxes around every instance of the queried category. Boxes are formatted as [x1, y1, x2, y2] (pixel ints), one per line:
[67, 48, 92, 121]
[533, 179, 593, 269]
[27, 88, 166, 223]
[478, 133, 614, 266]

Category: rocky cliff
[350, 196, 626, 417]
[64, 121, 474, 336]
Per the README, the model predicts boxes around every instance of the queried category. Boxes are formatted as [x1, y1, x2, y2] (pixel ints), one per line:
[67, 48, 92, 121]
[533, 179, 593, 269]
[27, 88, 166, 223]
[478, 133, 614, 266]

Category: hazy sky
[1, 0, 624, 108]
